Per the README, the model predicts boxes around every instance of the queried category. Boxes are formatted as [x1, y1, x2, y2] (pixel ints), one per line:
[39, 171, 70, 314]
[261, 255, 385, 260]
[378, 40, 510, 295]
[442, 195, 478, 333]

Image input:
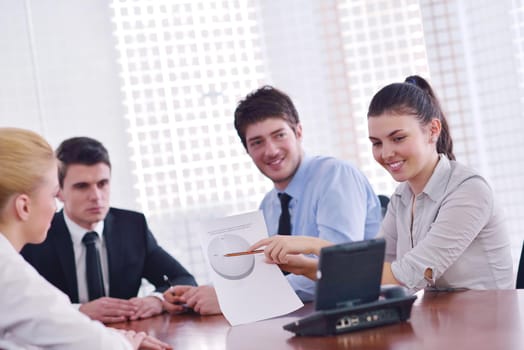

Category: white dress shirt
[63, 212, 109, 303]
[63, 211, 164, 303]
[0, 233, 132, 350]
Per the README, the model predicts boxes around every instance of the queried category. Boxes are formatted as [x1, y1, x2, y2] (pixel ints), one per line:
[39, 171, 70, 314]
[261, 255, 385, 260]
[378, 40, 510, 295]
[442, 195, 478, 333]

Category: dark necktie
[277, 193, 292, 235]
[82, 231, 105, 301]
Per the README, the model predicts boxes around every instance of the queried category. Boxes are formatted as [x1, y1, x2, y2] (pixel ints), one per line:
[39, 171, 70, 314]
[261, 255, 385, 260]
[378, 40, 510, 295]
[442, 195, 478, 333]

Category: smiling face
[368, 113, 441, 194]
[245, 117, 303, 191]
[58, 162, 111, 230]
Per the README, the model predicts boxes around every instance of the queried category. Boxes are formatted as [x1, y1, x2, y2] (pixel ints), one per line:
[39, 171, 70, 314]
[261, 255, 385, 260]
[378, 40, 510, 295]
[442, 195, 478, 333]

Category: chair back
[378, 195, 390, 219]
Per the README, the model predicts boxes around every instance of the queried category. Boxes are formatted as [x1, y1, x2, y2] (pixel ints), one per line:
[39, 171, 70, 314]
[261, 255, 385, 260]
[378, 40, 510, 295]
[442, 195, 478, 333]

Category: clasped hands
[79, 295, 163, 324]
[162, 285, 221, 315]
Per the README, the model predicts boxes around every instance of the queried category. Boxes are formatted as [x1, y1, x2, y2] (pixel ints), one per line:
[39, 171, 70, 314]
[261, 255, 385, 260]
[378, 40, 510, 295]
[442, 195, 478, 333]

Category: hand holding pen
[162, 275, 191, 314]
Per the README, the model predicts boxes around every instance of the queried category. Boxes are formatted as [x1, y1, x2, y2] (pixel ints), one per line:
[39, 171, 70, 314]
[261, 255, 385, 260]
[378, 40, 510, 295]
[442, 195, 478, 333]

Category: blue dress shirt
[260, 155, 382, 301]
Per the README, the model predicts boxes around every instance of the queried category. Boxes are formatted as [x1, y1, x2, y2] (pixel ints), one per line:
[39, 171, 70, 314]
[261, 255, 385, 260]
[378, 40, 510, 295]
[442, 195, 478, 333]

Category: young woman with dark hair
[250, 76, 514, 291]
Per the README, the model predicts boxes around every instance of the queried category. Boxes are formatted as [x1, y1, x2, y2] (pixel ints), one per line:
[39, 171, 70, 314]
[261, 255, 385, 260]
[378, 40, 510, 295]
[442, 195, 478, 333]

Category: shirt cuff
[391, 260, 427, 290]
[149, 291, 165, 302]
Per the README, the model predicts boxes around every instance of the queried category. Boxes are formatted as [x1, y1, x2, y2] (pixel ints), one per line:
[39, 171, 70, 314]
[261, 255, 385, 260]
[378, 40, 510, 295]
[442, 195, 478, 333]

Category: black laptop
[283, 238, 416, 336]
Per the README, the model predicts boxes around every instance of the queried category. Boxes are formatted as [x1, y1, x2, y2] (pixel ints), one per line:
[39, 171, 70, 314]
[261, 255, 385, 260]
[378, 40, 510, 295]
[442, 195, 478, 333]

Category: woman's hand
[249, 235, 332, 281]
[249, 235, 332, 263]
[279, 254, 320, 281]
[118, 329, 172, 350]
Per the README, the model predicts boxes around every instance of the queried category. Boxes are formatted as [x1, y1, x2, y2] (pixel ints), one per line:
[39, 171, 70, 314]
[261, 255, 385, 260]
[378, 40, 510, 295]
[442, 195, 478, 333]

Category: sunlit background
[1, 0, 523, 285]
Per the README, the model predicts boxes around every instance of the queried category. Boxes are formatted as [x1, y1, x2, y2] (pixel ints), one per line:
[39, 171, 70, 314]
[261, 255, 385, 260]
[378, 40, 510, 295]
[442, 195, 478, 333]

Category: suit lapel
[103, 209, 119, 296]
[53, 211, 80, 303]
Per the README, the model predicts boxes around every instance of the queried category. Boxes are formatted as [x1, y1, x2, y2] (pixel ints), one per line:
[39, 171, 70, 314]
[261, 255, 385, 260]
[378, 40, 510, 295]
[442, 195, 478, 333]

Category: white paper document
[198, 210, 303, 326]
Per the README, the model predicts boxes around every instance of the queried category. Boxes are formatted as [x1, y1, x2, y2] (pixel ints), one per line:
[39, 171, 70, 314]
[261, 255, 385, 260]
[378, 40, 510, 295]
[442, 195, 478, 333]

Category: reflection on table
[110, 289, 524, 350]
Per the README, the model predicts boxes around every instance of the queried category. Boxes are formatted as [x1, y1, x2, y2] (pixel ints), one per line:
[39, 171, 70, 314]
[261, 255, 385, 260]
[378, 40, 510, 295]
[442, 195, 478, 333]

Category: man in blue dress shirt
[163, 86, 381, 314]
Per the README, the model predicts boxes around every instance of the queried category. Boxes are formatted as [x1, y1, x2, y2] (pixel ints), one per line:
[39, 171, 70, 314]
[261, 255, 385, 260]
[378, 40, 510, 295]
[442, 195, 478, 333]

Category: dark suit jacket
[21, 208, 197, 303]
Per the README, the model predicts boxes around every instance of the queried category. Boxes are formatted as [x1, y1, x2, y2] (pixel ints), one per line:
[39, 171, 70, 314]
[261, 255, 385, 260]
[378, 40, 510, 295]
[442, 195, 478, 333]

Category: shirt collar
[0, 233, 16, 253]
[274, 154, 312, 200]
[63, 210, 105, 247]
[395, 155, 451, 205]
[422, 155, 451, 201]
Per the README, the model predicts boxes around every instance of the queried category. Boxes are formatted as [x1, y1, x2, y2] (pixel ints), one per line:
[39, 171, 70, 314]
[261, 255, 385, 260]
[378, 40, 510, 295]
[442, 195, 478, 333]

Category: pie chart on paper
[208, 234, 255, 280]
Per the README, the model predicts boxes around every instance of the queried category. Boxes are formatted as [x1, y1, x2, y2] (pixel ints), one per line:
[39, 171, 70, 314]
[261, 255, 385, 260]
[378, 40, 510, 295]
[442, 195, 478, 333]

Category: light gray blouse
[381, 155, 514, 290]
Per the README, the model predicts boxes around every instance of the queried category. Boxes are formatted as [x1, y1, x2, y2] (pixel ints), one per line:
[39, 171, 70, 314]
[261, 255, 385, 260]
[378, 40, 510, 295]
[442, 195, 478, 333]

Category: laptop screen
[314, 238, 385, 311]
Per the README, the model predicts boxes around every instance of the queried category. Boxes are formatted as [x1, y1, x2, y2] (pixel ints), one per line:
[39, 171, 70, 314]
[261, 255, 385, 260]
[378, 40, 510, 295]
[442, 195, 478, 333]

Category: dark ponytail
[368, 75, 455, 160]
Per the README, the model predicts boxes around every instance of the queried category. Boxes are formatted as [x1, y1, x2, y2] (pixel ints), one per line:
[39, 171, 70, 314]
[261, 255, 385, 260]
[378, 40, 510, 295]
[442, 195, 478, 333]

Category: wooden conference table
[111, 289, 524, 349]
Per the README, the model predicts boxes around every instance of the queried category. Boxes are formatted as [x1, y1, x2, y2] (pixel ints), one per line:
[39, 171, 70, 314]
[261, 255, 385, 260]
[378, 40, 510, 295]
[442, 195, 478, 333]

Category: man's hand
[183, 285, 221, 315]
[79, 297, 137, 323]
[162, 285, 191, 314]
[163, 285, 221, 315]
[128, 296, 163, 320]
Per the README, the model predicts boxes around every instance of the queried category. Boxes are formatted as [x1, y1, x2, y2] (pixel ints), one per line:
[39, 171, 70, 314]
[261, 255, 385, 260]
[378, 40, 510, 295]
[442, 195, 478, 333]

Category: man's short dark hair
[234, 85, 300, 149]
[56, 137, 111, 187]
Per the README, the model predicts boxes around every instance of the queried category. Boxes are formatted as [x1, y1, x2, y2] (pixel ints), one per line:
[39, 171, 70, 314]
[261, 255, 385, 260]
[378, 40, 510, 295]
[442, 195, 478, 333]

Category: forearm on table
[381, 262, 401, 285]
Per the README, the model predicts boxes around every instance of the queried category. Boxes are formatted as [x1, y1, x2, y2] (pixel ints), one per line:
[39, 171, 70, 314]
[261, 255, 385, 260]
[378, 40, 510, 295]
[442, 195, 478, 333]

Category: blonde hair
[0, 128, 55, 213]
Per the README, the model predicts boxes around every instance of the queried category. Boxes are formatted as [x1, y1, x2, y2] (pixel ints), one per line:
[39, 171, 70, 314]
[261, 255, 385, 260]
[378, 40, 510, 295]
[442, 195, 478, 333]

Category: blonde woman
[0, 128, 171, 350]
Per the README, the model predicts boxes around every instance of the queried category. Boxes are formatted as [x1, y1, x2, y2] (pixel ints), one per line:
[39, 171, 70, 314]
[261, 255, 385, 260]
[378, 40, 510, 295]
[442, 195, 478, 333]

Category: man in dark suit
[22, 136, 196, 323]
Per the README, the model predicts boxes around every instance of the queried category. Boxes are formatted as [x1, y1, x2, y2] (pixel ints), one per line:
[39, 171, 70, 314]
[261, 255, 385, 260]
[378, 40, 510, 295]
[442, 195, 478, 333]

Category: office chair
[378, 195, 390, 219]
[517, 241, 524, 289]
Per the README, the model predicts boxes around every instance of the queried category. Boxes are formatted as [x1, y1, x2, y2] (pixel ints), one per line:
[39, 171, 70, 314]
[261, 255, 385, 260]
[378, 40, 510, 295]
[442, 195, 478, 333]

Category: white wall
[0, 0, 137, 210]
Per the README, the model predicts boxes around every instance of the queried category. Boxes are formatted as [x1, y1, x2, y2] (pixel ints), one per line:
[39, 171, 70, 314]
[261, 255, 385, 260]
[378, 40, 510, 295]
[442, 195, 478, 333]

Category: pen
[163, 274, 190, 311]
[163, 274, 173, 287]
[223, 249, 264, 257]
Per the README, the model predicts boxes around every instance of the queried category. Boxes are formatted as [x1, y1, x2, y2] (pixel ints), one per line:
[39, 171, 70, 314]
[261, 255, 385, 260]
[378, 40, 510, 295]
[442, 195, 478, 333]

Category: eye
[74, 183, 89, 190]
[249, 139, 262, 148]
[393, 136, 406, 143]
[98, 179, 109, 188]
